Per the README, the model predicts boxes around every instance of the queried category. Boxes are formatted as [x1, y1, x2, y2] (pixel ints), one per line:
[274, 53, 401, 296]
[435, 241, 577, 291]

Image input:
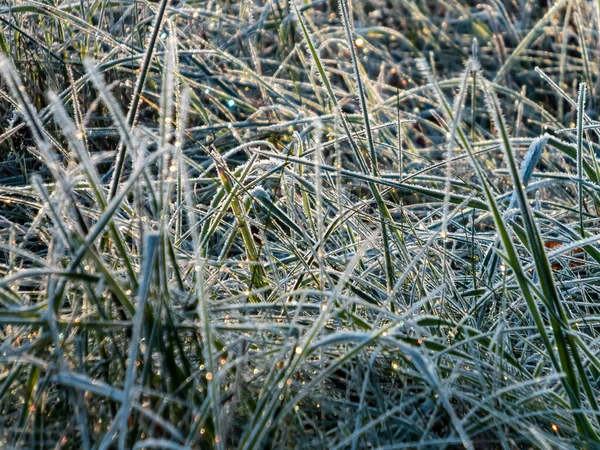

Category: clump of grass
[2, 0, 600, 448]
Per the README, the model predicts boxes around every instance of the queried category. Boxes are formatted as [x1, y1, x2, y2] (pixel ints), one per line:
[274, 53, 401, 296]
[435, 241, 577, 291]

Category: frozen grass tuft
[2, 0, 600, 448]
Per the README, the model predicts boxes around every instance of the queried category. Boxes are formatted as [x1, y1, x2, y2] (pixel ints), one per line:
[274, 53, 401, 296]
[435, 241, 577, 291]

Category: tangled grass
[2, 0, 600, 448]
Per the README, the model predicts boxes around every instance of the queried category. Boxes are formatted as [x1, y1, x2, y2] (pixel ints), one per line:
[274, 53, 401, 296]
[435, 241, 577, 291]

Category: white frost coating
[250, 185, 271, 200]
[507, 135, 548, 210]
[253, 157, 284, 172]
[442, 61, 472, 235]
